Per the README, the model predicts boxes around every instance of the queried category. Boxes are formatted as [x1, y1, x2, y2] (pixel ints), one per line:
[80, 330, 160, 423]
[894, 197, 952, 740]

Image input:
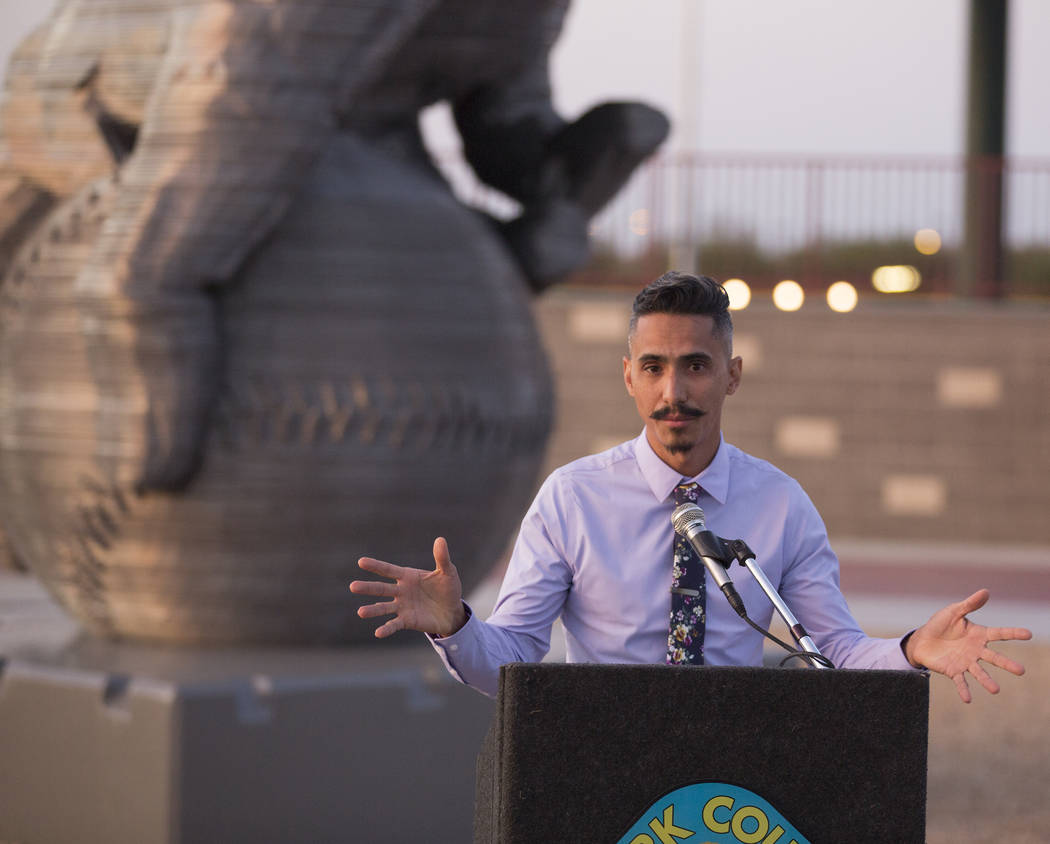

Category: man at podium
[351, 272, 1030, 702]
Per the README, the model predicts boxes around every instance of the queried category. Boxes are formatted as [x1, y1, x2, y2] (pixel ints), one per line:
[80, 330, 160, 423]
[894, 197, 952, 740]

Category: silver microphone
[671, 503, 747, 617]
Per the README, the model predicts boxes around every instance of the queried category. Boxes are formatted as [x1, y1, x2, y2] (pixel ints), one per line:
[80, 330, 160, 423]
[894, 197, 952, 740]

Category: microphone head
[671, 502, 705, 535]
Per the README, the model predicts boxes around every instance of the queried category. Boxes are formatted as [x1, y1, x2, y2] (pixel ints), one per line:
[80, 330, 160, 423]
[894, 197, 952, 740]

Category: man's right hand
[350, 537, 467, 639]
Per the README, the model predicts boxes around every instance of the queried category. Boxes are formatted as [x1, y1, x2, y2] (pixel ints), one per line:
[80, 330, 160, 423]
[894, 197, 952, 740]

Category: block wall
[533, 289, 1050, 544]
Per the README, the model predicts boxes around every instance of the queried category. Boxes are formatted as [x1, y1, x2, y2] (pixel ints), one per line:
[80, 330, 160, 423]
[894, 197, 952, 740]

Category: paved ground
[925, 639, 1049, 844]
[3, 538, 1048, 842]
[837, 541, 1050, 844]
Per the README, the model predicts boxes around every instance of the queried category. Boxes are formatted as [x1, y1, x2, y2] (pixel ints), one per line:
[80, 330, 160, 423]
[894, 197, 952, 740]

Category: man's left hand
[904, 589, 1032, 703]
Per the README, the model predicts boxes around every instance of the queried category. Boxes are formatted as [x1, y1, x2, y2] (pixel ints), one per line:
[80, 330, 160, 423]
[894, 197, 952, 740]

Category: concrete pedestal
[0, 634, 493, 843]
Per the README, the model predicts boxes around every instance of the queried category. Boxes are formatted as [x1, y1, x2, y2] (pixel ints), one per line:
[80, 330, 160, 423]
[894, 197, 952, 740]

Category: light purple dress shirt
[432, 432, 913, 697]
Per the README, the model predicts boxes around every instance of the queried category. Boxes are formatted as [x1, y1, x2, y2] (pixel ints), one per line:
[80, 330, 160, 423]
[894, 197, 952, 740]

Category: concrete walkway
[835, 537, 1050, 640]
[3, 536, 1046, 656]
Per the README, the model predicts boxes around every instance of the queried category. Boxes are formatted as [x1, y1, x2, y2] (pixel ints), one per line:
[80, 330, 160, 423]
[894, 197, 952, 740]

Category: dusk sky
[2, 0, 1048, 159]
[550, 0, 1049, 158]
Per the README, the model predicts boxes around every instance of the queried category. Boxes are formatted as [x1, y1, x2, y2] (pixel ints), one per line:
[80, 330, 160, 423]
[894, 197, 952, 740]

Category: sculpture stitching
[0, 0, 668, 644]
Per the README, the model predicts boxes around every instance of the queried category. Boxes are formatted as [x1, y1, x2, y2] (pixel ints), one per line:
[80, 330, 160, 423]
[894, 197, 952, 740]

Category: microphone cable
[736, 613, 836, 669]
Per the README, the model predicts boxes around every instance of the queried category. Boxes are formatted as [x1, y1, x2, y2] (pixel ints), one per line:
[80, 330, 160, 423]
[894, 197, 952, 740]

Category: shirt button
[449, 644, 459, 652]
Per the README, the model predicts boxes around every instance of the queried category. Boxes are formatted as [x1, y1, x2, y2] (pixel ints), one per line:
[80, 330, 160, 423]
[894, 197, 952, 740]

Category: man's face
[623, 312, 742, 476]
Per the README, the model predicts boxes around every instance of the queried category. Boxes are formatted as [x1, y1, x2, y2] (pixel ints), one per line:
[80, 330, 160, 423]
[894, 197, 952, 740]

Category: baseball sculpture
[0, 0, 667, 643]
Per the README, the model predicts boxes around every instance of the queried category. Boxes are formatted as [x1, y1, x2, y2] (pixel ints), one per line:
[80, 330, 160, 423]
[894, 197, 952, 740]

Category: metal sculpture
[0, 0, 668, 643]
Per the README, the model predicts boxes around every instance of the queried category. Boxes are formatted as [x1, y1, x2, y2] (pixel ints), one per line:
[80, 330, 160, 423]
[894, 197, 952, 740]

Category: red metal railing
[438, 150, 1050, 296]
[585, 153, 1050, 296]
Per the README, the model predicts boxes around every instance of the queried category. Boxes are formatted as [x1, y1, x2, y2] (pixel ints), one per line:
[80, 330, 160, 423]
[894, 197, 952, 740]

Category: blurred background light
[772, 279, 805, 311]
[913, 228, 942, 255]
[628, 208, 650, 236]
[826, 280, 858, 312]
[871, 264, 921, 293]
[723, 278, 751, 310]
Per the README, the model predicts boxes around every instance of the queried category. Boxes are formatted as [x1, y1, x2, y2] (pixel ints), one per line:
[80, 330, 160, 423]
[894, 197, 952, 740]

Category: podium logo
[616, 783, 809, 844]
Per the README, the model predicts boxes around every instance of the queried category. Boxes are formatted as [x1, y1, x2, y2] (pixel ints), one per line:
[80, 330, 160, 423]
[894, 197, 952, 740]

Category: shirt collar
[633, 430, 730, 505]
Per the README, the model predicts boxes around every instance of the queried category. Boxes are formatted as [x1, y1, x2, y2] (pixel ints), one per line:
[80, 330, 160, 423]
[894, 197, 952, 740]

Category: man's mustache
[651, 404, 704, 420]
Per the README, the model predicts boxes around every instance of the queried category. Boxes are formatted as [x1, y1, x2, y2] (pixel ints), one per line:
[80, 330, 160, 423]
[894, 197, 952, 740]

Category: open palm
[350, 537, 467, 638]
[906, 589, 1031, 703]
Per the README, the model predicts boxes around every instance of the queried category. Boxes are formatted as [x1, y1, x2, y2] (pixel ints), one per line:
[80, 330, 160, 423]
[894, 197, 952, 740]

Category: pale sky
[1, 0, 1048, 158]
[551, 0, 1050, 158]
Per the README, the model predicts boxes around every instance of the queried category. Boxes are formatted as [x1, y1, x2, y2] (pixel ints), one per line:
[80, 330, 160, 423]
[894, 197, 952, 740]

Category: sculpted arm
[0, 6, 108, 276]
[75, 0, 430, 491]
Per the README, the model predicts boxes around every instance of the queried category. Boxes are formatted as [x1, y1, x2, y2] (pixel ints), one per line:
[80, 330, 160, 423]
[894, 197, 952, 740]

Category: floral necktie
[667, 481, 705, 665]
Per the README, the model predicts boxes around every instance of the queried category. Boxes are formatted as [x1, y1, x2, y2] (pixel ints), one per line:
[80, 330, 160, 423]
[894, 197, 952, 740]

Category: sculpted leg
[453, 38, 669, 291]
[499, 103, 670, 289]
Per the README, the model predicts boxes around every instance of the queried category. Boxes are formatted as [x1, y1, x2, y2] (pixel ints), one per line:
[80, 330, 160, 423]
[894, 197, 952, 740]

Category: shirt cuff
[426, 602, 484, 688]
[899, 629, 926, 670]
[427, 602, 473, 643]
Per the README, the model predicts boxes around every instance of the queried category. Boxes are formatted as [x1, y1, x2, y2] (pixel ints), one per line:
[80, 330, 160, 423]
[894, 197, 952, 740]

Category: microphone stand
[724, 538, 831, 670]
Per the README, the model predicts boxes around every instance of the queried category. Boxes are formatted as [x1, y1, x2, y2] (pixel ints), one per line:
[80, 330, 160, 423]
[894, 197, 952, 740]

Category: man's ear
[726, 355, 743, 395]
[623, 356, 634, 396]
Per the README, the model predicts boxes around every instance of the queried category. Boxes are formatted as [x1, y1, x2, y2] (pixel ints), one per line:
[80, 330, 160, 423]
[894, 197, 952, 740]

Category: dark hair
[628, 271, 733, 354]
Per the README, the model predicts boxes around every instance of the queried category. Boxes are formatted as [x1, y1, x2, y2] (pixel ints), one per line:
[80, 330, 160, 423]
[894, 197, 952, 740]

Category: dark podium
[475, 664, 929, 844]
